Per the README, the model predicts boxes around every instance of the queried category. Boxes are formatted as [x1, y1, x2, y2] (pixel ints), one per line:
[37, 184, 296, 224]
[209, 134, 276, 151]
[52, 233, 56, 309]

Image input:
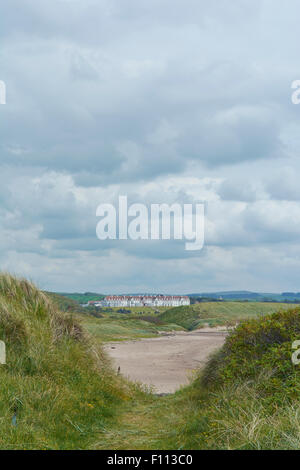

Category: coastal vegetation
[0, 274, 132, 449]
[1, 273, 300, 449]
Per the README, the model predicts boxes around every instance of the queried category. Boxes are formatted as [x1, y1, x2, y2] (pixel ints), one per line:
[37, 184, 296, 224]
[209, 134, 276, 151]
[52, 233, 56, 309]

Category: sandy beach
[104, 328, 227, 393]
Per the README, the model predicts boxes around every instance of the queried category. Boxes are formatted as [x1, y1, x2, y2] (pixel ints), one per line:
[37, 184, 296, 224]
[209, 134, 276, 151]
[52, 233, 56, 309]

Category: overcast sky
[1, 0, 300, 293]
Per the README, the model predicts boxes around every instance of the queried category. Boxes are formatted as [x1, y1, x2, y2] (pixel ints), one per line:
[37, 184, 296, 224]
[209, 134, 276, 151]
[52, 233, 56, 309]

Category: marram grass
[0, 273, 132, 450]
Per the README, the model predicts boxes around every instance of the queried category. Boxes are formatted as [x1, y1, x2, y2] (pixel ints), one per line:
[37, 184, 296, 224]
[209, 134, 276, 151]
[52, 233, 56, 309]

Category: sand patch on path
[104, 328, 227, 394]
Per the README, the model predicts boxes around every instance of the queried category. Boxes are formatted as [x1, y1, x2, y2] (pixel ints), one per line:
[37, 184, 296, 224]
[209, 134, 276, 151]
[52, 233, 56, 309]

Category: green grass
[158, 302, 298, 330]
[45, 291, 88, 314]
[79, 302, 297, 343]
[80, 313, 182, 343]
[161, 307, 300, 450]
[95, 306, 170, 315]
[0, 273, 136, 450]
[55, 293, 105, 303]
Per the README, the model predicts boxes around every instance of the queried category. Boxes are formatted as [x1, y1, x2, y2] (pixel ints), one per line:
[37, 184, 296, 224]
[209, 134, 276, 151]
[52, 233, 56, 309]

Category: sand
[104, 328, 227, 394]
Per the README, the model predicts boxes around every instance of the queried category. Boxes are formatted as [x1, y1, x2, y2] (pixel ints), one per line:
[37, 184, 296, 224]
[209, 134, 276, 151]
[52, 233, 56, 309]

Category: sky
[1, 0, 300, 294]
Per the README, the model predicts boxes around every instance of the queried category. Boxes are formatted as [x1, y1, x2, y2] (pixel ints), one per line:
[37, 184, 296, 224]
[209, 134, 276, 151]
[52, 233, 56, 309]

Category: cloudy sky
[1, 0, 300, 293]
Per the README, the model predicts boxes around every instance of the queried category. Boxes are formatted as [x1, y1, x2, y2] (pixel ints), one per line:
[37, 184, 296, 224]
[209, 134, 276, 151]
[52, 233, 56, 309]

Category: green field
[158, 302, 298, 330]
[79, 313, 182, 342]
[98, 306, 170, 315]
[53, 292, 105, 303]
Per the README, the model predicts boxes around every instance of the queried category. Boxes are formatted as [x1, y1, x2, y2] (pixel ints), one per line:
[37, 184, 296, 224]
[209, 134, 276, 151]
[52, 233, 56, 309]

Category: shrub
[201, 308, 300, 404]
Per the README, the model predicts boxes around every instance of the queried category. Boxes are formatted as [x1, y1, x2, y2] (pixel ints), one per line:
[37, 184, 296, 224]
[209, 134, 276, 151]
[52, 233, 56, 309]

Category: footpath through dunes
[104, 328, 227, 393]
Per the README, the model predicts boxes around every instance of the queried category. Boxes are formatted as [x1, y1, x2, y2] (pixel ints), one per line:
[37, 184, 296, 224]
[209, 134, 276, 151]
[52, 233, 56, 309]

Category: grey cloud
[0, 0, 292, 185]
[1, 1, 300, 291]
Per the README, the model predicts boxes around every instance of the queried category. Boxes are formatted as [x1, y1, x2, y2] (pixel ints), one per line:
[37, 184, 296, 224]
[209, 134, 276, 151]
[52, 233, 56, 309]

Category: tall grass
[167, 307, 300, 450]
[0, 273, 132, 449]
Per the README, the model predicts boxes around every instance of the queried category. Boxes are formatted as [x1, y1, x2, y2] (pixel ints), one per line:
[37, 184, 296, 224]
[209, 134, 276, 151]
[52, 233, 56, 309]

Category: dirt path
[104, 328, 227, 393]
[96, 396, 176, 450]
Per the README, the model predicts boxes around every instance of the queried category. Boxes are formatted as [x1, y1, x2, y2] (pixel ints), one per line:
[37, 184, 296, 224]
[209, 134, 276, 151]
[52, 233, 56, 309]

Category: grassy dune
[0, 274, 135, 450]
[158, 302, 298, 330]
[79, 313, 182, 342]
[166, 307, 300, 450]
[45, 291, 88, 314]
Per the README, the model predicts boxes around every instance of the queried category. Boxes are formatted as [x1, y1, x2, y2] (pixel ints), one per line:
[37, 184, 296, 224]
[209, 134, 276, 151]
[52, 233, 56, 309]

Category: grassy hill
[56, 293, 105, 303]
[158, 302, 298, 330]
[45, 291, 88, 314]
[189, 291, 300, 302]
[169, 307, 300, 449]
[0, 274, 133, 450]
[81, 313, 182, 342]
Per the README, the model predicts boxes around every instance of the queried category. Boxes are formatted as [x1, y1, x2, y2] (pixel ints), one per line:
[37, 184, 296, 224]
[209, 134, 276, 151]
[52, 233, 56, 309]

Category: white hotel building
[88, 295, 190, 308]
